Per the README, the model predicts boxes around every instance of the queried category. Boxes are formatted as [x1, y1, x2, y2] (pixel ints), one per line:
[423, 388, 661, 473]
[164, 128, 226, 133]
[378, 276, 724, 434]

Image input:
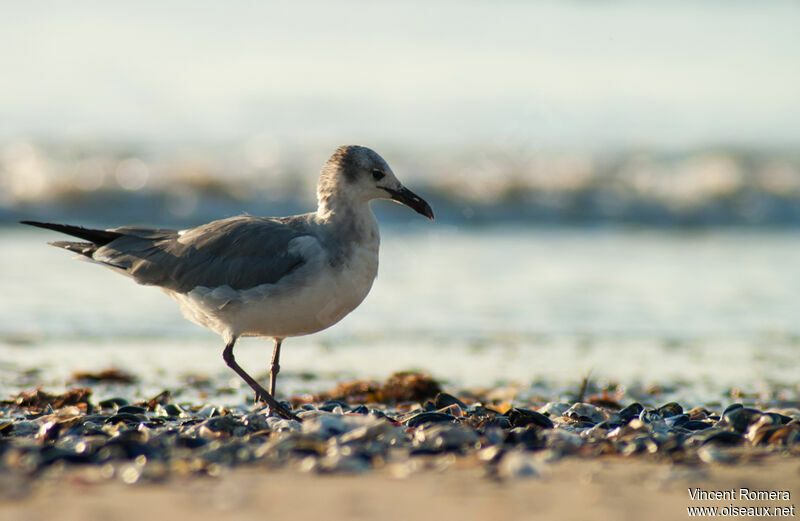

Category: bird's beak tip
[385, 186, 435, 222]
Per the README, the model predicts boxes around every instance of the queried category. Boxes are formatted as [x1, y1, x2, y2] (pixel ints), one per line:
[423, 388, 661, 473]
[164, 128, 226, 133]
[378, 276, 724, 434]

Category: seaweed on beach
[311, 371, 442, 404]
[71, 368, 137, 384]
[1, 387, 92, 411]
[134, 390, 173, 411]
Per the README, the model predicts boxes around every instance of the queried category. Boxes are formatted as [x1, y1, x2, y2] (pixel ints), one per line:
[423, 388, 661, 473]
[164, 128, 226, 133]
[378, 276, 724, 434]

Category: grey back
[97, 215, 312, 292]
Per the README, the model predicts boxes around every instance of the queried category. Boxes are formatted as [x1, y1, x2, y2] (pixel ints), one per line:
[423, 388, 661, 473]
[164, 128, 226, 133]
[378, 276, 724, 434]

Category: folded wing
[24, 216, 314, 293]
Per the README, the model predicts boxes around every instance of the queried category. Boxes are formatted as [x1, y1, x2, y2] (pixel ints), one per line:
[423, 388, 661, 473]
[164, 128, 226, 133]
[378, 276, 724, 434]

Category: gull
[21, 145, 434, 420]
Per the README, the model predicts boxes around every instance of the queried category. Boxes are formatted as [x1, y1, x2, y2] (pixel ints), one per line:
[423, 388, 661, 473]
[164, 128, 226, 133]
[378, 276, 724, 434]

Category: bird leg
[269, 338, 282, 397]
[222, 340, 299, 421]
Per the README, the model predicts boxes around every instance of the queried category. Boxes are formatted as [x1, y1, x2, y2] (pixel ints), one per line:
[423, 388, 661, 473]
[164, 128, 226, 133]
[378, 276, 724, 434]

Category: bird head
[318, 145, 434, 220]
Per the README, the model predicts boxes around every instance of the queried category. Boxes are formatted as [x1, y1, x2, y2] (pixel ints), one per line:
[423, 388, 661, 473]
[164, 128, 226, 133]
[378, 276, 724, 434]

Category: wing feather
[94, 215, 314, 292]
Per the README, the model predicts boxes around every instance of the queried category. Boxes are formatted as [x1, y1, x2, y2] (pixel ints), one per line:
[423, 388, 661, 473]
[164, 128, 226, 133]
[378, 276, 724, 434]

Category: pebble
[404, 412, 456, 428]
[538, 402, 570, 417]
[618, 403, 644, 422]
[496, 449, 543, 480]
[412, 423, 479, 452]
[507, 408, 554, 429]
[563, 403, 609, 424]
[1, 376, 799, 485]
[434, 392, 468, 410]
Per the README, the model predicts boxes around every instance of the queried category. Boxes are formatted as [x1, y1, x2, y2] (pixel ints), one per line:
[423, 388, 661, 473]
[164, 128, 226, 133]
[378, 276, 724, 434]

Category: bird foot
[257, 392, 300, 422]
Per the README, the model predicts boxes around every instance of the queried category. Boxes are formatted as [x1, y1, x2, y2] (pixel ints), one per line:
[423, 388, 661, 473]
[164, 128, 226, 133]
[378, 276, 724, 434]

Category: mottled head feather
[325, 145, 362, 183]
[321, 145, 389, 184]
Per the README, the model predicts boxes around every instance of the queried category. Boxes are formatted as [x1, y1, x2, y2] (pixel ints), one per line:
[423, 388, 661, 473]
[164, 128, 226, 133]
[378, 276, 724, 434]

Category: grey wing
[94, 215, 315, 293]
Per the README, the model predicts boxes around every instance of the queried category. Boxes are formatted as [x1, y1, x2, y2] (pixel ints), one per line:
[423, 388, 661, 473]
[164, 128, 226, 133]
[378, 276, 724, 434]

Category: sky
[1, 1, 799, 149]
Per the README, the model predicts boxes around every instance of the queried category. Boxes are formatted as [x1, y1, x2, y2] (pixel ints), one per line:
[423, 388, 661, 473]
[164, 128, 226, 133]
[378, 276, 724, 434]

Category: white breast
[169, 229, 380, 342]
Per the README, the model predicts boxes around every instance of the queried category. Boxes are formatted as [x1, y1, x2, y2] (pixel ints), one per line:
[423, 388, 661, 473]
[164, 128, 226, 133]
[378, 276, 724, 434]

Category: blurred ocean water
[2, 225, 798, 403]
[1, 1, 798, 403]
[2, 142, 800, 227]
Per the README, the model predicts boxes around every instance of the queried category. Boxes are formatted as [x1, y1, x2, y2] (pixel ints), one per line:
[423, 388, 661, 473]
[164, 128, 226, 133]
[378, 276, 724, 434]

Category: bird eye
[372, 169, 385, 181]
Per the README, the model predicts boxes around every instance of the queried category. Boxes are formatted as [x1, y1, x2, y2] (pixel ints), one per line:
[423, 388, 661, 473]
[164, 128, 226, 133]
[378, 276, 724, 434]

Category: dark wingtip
[19, 220, 122, 245]
[20, 220, 59, 231]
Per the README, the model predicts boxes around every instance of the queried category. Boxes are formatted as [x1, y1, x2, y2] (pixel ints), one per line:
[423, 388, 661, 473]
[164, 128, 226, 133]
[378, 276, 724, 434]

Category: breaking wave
[2, 140, 799, 227]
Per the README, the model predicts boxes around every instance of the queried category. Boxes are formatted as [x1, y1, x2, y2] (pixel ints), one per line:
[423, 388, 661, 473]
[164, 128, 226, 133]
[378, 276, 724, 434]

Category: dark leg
[269, 338, 283, 397]
[222, 340, 299, 421]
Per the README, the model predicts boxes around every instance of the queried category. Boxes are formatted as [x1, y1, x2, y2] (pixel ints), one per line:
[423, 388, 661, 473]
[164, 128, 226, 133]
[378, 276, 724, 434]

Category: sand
[3, 456, 799, 521]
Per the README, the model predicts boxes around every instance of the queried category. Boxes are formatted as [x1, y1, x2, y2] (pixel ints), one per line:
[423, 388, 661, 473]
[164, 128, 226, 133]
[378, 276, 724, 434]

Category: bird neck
[316, 193, 380, 247]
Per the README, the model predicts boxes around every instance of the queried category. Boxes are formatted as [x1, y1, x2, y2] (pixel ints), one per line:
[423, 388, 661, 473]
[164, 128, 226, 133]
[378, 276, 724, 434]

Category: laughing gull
[22, 145, 434, 421]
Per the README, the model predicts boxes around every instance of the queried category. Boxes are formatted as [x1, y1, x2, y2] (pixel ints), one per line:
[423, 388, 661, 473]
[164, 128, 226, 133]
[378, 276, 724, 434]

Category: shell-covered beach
[1, 370, 799, 521]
